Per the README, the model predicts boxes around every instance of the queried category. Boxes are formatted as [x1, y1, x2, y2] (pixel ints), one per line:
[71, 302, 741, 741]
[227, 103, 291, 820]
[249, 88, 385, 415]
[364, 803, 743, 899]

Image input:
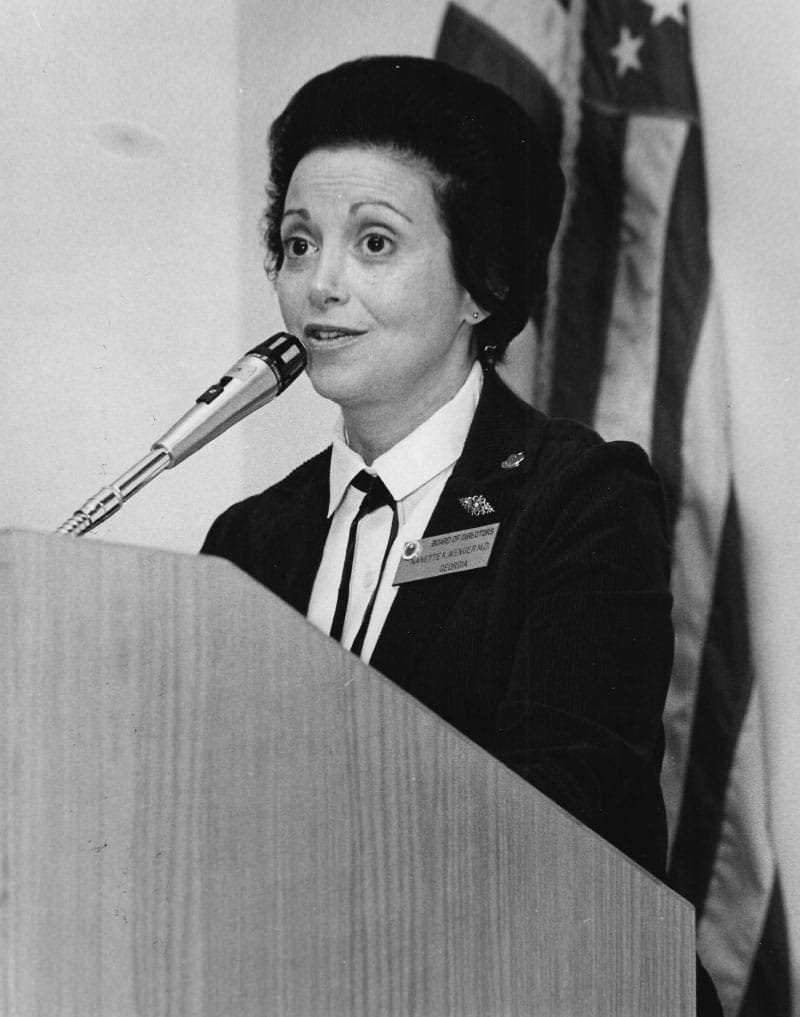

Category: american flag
[435, 2, 792, 1014]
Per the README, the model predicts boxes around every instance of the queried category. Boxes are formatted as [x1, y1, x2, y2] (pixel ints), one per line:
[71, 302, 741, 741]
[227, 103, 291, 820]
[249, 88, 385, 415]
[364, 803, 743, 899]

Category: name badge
[392, 523, 500, 585]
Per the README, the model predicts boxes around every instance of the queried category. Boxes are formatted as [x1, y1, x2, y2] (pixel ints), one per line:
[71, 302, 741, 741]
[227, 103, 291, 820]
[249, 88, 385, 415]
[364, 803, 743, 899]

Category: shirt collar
[327, 361, 483, 516]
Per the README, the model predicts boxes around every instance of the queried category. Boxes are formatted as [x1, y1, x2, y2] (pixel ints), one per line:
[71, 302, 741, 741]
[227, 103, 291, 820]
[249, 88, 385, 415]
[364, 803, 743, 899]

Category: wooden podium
[0, 530, 694, 1015]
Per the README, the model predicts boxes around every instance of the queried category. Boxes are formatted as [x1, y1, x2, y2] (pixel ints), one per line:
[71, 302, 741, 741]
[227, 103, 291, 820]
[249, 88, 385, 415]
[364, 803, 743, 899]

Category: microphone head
[245, 332, 306, 391]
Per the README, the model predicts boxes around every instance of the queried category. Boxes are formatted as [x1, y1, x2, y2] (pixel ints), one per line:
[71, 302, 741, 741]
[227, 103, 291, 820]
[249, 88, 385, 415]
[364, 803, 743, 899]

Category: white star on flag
[642, 0, 686, 26]
[609, 25, 644, 77]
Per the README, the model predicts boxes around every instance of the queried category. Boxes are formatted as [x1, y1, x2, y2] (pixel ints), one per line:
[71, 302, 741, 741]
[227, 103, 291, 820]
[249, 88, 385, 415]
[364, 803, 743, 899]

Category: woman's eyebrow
[282, 200, 413, 223]
[351, 199, 412, 222]
[281, 206, 309, 221]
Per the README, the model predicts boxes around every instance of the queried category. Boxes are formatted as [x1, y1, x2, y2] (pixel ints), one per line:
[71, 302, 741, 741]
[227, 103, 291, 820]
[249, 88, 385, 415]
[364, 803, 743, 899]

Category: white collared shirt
[307, 361, 483, 663]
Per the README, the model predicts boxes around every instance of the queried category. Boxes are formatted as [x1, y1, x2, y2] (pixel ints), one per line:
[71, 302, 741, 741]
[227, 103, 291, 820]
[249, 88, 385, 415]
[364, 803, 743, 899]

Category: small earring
[472, 311, 480, 320]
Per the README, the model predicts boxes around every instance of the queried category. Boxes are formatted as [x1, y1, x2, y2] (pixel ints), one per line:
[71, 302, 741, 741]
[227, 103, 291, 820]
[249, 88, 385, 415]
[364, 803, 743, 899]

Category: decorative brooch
[459, 494, 495, 517]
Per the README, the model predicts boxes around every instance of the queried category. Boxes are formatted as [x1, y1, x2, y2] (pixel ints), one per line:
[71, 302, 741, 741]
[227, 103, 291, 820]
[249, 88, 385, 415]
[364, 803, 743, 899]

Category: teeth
[312, 330, 350, 340]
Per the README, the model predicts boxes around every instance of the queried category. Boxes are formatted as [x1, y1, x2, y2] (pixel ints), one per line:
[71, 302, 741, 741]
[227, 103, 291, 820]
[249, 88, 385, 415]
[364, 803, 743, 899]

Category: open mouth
[304, 325, 366, 343]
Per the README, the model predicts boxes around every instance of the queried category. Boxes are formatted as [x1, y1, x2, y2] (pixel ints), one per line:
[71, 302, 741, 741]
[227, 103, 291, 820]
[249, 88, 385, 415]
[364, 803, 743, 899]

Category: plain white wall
[2, 0, 799, 1001]
[0, 0, 243, 551]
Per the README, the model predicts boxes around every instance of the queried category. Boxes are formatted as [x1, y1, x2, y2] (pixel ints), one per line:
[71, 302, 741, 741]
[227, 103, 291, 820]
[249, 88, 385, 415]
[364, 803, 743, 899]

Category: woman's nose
[308, 249, 348, 309]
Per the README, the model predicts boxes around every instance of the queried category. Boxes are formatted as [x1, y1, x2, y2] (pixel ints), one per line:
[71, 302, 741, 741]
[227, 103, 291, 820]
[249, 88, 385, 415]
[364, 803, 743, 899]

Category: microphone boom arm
[55, 449, 172, 537]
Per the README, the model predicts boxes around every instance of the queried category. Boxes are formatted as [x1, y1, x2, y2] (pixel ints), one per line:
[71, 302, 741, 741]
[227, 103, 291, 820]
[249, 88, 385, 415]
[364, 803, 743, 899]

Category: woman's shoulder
[533, 415, 667, 538]
[479, 376, 667, 554]
[245, 445, 332, 510]
[201, 445, 331, 553]
[537, 414, 655, 484]
[485, 379, 672, 588]
[485, 370, 656, 484]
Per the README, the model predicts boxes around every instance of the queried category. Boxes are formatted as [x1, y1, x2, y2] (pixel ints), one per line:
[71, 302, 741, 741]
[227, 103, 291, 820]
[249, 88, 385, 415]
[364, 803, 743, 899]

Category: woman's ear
[464, 300, 489, 325]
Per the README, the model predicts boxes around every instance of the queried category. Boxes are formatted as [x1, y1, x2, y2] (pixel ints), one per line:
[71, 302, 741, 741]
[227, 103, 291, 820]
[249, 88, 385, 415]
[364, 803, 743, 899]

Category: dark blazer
[202, 368, 673, 878]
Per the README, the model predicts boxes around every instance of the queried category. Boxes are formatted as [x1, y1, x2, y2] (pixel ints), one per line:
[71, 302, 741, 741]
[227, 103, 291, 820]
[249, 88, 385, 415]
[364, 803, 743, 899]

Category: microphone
[56, 332, 306, 537]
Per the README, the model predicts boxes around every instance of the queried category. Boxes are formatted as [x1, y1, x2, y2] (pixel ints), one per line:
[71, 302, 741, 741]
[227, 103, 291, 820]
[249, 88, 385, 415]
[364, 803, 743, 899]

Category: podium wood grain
[0, 530, 694, 1015]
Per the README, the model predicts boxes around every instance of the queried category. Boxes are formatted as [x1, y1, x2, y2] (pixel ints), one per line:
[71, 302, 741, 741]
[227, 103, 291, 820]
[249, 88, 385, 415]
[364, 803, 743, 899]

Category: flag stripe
[661, 287, 730, 846]
[668, 489, 755, 909]
[593, 114, 688, 451]
[740, 875, 793, 1017]
[548, 105, 627, 425]
[695, 677, 776, 1014]
[650, 123, 711, 527]
[437, 0, 571, 102]
[535, 0, 588, 410]
[435, 4, 564, 154]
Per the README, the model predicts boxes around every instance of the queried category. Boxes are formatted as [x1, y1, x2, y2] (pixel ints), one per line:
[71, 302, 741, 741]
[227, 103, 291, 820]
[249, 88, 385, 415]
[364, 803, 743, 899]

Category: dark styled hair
[263, 55, 564, 361]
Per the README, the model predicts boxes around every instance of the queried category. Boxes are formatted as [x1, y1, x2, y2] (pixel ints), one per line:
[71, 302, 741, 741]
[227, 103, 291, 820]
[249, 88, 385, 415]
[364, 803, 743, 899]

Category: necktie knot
[351, 470, 394, 513]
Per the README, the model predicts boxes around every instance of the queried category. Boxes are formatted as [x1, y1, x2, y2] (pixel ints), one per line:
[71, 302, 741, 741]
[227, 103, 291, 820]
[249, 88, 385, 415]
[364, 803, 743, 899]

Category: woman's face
[276, 146, 477, 432]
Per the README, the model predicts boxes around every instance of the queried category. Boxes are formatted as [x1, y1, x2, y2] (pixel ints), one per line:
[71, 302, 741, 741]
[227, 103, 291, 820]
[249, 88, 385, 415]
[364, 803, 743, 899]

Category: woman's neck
[343, 408, 418, 465]
[343, 362, 476, 465]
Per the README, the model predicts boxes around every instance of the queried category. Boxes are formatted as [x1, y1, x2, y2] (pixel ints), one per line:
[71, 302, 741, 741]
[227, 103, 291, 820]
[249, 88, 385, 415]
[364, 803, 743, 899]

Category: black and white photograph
[2, 2, 798, 1014]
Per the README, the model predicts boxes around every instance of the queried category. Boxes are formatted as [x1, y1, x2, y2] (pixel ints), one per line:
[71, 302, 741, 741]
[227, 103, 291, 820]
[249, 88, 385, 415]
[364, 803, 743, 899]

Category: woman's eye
[283, 237, 313, 258]
[360, 233, 393, 255]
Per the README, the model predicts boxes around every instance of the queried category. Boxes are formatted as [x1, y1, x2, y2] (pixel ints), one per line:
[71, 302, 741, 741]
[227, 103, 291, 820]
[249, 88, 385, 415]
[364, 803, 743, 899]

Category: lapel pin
[402, 539, 422, 561]
[459, 494, 495, 517]
[501, 451, 525, 469]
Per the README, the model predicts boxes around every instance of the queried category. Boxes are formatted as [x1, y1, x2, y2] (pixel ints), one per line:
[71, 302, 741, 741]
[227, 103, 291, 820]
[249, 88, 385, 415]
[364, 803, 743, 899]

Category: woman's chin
[306, 362, 369, 409]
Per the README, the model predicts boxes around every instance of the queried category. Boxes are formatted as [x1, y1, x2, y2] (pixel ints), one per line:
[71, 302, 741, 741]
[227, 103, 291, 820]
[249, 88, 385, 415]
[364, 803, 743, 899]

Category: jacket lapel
[369, 369, 548, 682]
[252, 449, 332, 615]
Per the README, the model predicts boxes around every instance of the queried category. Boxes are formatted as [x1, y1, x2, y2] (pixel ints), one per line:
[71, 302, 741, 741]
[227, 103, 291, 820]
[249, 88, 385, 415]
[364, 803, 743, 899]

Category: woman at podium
[202, 56, 673, 885]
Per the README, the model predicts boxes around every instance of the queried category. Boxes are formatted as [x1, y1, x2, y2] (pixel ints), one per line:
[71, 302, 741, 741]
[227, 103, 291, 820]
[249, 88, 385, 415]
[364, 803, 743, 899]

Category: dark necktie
[329, 470, 398, 655]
